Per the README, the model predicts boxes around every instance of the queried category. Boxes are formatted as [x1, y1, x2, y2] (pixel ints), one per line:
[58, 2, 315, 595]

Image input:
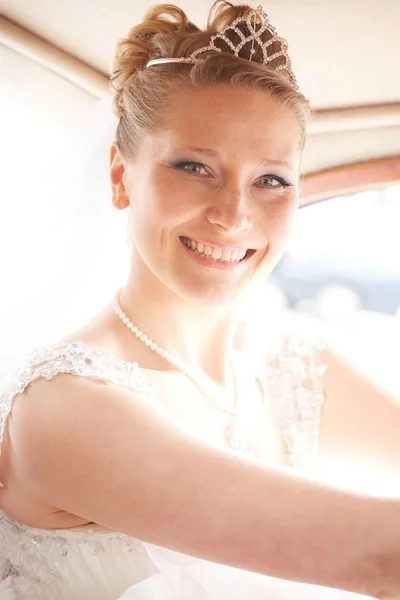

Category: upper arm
[7, 372, 214, 538]
[318, 344, 400, 487]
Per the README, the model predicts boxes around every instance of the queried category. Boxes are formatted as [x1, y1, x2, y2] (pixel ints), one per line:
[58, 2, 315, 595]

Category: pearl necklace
[112, 289, 238, 416]
[112, 288, 260, 456]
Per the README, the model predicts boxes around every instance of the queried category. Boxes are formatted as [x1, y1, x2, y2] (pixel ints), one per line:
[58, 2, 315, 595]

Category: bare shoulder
[7, 367, 166, 471]
[0, 372, 130, 523]
[0, 374, 86, 524]
[3, 370, 176, 522]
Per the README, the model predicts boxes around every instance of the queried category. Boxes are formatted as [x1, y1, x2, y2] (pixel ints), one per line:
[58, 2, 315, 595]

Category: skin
[109, 84, 302, 388]
[1, 83, 400, 597]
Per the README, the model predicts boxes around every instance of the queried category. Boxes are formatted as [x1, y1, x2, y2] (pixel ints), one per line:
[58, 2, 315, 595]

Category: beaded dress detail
[0, 336, 366, 599]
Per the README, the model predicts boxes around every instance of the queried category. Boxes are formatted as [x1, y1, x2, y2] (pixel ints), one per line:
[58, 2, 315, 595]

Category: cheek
[149, 171, 196, 223]
[263, 195, 298, 243]
[131, 175, 182, 233]
[130, 171, 200, 257]
[256, 199, 298, 275]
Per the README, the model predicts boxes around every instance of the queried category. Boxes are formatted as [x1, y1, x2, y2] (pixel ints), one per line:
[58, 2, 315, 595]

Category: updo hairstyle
[110, 1, 312, 158]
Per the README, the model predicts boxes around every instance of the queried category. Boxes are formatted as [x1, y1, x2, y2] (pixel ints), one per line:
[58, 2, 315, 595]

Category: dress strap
[0, 341, 155, 444]
[256, 332, 328, 470]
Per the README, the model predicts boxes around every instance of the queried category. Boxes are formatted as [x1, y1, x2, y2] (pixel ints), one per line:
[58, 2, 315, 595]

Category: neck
[115, 262, 252, 389]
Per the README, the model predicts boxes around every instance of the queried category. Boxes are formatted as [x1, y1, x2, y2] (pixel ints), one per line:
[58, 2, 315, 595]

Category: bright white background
[0, 46, 131, 377]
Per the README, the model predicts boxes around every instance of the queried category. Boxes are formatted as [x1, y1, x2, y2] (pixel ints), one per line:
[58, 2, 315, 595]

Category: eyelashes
[258, 174, 293, 188]
[172, 160, 207, 176]
[170, 160, 293, 188]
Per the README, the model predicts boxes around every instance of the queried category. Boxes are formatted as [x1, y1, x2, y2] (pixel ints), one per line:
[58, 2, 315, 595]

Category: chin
[176, 278, 250, 308]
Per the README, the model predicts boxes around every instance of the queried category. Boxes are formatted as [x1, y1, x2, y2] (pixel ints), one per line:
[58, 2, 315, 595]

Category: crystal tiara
[146, 5, 299, 91]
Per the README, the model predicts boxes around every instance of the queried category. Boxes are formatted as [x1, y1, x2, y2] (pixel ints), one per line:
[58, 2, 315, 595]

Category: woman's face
[111, 84, 303, 306]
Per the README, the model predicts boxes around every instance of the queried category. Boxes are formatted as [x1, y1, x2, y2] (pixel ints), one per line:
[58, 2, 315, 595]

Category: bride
[1, 2, 400, 598]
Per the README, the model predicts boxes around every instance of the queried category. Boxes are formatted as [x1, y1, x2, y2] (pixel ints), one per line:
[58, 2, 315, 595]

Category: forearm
[186, 455, 396, 597]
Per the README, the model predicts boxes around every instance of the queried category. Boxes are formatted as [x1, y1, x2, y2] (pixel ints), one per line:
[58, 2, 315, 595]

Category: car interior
[1, 0, 399, 496]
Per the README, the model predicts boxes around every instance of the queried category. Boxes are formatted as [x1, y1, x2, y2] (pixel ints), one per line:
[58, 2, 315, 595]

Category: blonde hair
[110, 1, 312, 157]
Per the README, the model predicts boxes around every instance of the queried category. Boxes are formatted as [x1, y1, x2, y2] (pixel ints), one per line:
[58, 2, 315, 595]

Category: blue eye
[172, 161, 208, 176]
[171, 160, 292, 188]
[258, 175, 292, 188]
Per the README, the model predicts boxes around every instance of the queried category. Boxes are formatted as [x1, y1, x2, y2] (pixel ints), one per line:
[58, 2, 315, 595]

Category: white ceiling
[2, 0, 399, 110]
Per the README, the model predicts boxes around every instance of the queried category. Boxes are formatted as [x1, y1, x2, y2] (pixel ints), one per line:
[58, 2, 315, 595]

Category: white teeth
[182, 237, 248, 263]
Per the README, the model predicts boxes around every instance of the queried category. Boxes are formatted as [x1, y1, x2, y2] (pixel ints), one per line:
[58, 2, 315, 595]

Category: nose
[206, 186, 253, 233]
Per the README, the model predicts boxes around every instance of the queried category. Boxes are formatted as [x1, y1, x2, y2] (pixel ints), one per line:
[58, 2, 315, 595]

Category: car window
[262, 185, 400, 395]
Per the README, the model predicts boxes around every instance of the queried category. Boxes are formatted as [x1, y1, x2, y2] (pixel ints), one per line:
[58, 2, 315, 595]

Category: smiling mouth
[180, 236, 256, 264]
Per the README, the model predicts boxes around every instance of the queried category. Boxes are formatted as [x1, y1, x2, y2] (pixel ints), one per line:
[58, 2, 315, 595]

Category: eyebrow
[182, 146, 292, 169]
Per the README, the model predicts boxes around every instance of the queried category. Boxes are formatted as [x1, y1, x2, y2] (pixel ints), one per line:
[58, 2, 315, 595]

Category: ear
[110, 143, 130, 210]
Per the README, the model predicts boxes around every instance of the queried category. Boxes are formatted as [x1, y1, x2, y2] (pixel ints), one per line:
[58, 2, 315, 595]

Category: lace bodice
[0, 335, 328, 599]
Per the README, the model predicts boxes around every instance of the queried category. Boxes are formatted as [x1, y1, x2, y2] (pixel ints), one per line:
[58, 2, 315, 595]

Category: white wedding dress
[0, 336, 372, 599]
